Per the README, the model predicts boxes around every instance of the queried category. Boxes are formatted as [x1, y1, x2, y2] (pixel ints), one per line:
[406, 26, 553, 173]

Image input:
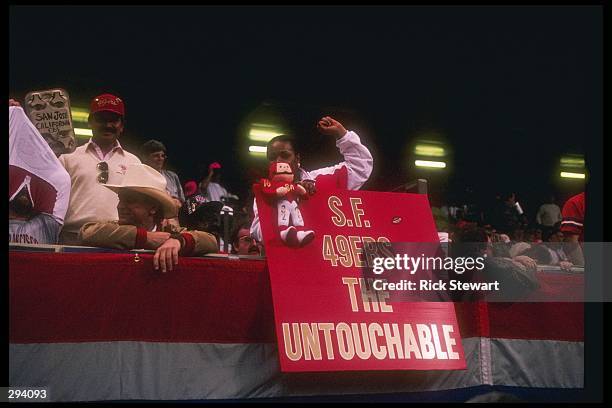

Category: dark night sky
[9, 6, 602, 215]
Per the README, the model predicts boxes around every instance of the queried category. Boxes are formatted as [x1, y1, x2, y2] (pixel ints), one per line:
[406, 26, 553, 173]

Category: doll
[260, 162, 315, 247]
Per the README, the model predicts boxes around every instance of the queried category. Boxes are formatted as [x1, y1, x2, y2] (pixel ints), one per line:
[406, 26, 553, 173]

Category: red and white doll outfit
[260, 162, 315, 247]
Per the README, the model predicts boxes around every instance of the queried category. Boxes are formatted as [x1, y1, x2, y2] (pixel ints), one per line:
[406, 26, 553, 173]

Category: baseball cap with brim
[183, 180, 198, 197]
[90, 93, 125, 117]
[104, 163, 177, 219]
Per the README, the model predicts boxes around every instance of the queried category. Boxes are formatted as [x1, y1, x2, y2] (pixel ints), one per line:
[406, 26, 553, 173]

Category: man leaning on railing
[79, 163, 218, 272]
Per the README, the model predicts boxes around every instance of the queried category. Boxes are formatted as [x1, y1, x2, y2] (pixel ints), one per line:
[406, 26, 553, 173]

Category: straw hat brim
[104, 185, 178, 219]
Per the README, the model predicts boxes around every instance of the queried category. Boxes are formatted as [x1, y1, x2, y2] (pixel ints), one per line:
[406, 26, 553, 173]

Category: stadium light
[248, 145, 267, 156]
[249, 129, 282, 142]
[415, 160, 446, 169]
[248, 122, 284, 142]
[560, 172, 585, 179]
[560, 156, 585, 168]
[414, 144, 445, 157]
[71, 108, 89, 122]
[74, 128, 93, 137]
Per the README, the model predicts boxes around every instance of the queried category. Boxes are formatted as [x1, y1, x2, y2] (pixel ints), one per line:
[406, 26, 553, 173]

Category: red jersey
[560, 192, 585, 242]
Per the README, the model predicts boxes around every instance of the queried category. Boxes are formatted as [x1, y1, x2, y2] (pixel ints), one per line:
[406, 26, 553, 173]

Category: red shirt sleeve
[560, 192, 585, 240]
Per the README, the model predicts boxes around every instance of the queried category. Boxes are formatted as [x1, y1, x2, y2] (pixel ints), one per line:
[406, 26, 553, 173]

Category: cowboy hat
[104, 163, 177, 218]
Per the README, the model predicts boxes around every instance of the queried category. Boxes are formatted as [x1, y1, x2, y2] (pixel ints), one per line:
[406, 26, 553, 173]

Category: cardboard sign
[255, 178, 466, 372]
[24, 88, 76, 156]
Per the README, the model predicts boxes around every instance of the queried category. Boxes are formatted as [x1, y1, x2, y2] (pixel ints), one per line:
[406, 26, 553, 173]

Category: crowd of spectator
[9, 93, 585, 273]
[432, 190, 585, 271]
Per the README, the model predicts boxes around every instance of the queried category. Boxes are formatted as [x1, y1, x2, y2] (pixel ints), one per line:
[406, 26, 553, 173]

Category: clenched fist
[317, 116, 347, 139]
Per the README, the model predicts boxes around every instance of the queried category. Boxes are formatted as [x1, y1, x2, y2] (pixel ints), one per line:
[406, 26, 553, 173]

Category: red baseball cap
[90, 93, 125, 117]
[183, 180, 198, 197]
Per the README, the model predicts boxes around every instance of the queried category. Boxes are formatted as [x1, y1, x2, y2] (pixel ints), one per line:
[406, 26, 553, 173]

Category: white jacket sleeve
[308, 131, 373, 190]
[249, 198, 262, 242]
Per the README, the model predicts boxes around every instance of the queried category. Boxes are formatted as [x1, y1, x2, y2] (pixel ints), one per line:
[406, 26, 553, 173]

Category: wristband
[169, 232, 185, 249]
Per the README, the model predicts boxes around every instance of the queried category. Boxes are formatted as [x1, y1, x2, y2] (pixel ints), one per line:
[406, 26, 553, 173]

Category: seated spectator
[509, 241, 531, 258]
[518, 243, 553, 265]
[231, 222, 263, 256]
[490, 232, 512, 258]
[542, 224, 573, 270]
[510, 227, 525, 243]
[79, 164, 218, 272]
[513, 241, 573, 271]
[542, 222, 564, 243]
[431, 203, 451, 245]
[140, 140, 185, 208]
[9, 102, 71, 244]
[524, 227, 543, 243]
[450, 226, 540, 301]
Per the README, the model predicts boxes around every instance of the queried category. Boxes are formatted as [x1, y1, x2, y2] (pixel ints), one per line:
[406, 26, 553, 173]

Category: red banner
[255, 182, 466, 372]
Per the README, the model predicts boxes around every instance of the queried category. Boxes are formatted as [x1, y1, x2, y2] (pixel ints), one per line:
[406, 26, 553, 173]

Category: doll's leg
[278, 200, 298, 246]
[278, 200, 290, 228]
[289, 201, 315, 246]
[289, 200, 304, 227]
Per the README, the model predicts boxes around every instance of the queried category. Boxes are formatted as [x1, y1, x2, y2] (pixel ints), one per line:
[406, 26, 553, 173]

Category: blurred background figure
[179, 194, 224, 250]
[560, 191, 585, 266]
[183, 180, 199, 199]
[199, 161, 239, 204]
[543, 222, 573, 270]
[536, 194, 562, 237]
[231, 222, 262, 256]
[141, 139, 185, 209]
[491, 192, 526, 234]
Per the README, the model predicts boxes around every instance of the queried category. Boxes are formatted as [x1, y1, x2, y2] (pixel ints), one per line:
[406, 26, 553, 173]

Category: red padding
[9, 252, 584, 344]
[10, 252, 276, 344]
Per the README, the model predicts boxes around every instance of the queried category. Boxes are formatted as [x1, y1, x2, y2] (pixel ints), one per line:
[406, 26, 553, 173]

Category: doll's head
[269, 162, 294, 183]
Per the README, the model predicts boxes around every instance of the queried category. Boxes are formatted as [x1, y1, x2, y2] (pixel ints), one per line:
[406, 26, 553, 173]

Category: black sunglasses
[97, 161, 109, 184]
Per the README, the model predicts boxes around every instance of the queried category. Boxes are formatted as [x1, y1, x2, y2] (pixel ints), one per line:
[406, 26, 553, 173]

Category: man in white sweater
[58, 93, 141, 244]
[250, 116, 373, 242]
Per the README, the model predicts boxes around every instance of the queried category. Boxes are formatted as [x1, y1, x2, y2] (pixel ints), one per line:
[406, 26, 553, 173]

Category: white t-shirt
[9, 214, 61, 244]
[205, 182, 229, 202]
[536, 203, 562, 227]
